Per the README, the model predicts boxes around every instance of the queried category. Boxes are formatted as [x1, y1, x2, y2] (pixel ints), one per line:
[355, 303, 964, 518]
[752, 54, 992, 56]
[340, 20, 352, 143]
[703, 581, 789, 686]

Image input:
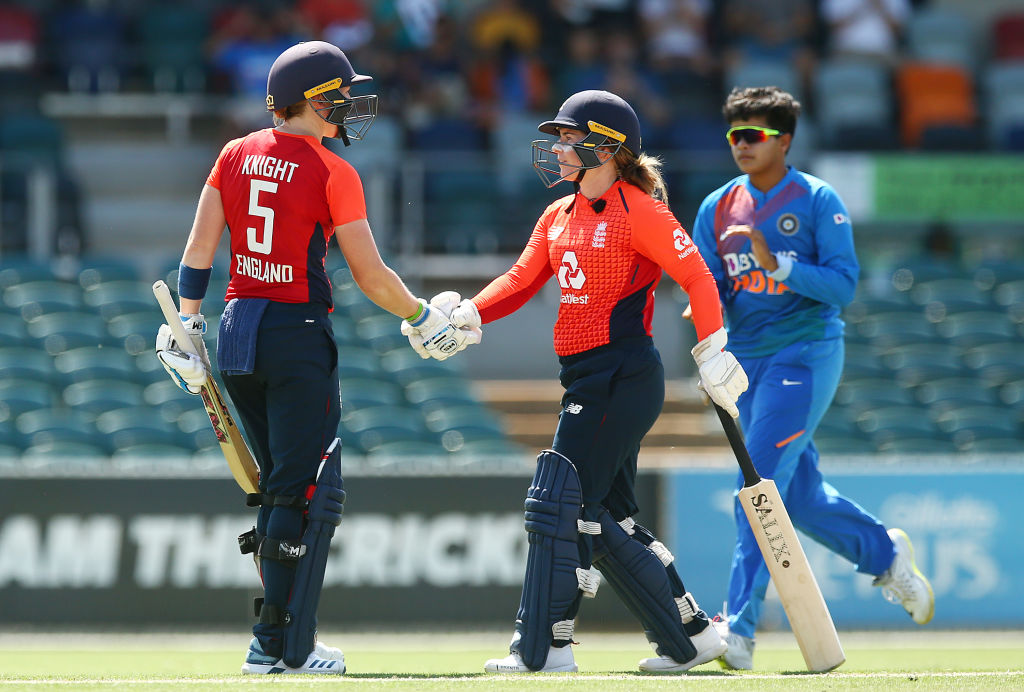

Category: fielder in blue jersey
[687, 87, 935, 670]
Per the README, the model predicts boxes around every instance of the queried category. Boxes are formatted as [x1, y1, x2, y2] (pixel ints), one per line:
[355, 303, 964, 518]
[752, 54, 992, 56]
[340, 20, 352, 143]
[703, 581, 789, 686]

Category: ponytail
[615, 150, 668, 204]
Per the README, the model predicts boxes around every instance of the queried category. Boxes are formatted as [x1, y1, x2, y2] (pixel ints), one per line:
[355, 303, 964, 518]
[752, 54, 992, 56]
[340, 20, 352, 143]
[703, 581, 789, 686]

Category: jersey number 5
[247, 179, 278, 255]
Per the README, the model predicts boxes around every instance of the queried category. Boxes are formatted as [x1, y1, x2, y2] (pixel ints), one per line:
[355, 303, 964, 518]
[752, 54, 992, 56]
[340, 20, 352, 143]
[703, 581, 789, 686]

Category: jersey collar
[742, 165, 796, 205]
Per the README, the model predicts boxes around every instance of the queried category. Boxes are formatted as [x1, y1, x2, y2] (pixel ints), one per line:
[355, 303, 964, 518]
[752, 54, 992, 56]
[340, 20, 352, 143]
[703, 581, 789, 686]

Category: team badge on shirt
[777, 213, 800, 236]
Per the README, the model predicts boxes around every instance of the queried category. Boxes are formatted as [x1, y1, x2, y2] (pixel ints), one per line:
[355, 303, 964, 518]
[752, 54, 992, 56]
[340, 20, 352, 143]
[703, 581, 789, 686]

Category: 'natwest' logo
[557, 251, 586, 290]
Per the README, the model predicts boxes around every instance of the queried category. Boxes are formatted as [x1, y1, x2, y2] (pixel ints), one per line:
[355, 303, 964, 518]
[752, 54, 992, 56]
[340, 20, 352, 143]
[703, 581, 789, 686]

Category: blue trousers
[727, 337, 894, 639]
[221, 301, 341, 657]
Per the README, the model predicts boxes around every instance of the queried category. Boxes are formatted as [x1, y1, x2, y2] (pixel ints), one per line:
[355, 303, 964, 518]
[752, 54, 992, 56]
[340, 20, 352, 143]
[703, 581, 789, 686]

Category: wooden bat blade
[739, 478, 845, 672]
[152, 280, 261, 494]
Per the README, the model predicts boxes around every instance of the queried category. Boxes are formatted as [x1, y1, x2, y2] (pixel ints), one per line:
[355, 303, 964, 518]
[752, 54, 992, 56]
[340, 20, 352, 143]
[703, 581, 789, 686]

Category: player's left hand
[722, 224, 778, 272]
[691, 327, 747, 417]
[155, 313, 210, 394]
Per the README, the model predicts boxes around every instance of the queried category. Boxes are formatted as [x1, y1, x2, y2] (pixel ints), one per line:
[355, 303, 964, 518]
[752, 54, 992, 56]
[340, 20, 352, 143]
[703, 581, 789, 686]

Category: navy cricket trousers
[551, 336, 665, 523]
[221, 301, 341, 656]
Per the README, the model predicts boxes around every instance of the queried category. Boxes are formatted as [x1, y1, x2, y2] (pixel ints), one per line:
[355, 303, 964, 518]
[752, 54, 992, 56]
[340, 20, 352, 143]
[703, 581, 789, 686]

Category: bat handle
[713, 403, 762, 487]
[153, 280, 200, 357]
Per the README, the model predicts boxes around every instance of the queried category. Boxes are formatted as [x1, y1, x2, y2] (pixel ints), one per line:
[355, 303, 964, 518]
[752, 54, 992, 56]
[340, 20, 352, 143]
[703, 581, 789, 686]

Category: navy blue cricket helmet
[266, 41, 377, 145]
[533, 90, 642, 187]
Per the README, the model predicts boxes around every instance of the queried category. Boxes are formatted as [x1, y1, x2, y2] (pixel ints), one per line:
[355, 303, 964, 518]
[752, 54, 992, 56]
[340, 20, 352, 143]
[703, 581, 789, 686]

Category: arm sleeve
[326, 160, 368, 227]
[630, 198, 723, 341]
[777, 186, 859, 307]
[471, 210, 555, 324]
[205, 137, 244, 190]
[691, 194, 729, 303]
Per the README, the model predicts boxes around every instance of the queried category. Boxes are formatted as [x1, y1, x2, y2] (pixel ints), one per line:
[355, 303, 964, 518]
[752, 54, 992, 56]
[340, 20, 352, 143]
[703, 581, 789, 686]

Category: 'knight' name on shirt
[242, 154, 299, 183]
[236, 254, 294, 283]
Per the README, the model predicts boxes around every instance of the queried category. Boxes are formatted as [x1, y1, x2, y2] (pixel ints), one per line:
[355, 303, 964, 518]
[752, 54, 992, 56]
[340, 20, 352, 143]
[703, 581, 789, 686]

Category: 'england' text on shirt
[236, 254, 294, 284]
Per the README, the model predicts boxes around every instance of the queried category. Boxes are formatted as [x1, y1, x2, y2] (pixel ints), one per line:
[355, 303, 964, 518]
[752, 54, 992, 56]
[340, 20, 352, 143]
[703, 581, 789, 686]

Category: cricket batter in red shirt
[154, 41, 475, 675]
[422, 91, 748, 673]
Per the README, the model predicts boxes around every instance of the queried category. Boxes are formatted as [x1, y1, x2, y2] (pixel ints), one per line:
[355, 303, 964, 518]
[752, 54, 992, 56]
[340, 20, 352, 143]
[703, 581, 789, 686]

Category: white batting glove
[450, 298, 481, 330]
[692, 327, 748, 418]
[155, 313, 210, 394]
[401, 292, 482, 359]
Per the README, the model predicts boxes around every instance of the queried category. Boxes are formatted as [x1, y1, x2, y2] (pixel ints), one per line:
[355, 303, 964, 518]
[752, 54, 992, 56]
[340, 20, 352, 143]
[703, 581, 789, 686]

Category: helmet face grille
[310, 92, 378, 141]
[531, 131, 623, 188]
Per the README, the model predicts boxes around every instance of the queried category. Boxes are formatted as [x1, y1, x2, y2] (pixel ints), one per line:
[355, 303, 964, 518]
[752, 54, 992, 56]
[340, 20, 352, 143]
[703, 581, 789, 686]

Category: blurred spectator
[299, 0, 374, 51]
[601, 31, 672, 148]
[821, 0, 912, 65]
[551, 0, 637, 32]
[49, 0, 126, 92]
[638, 0, 713, 79]
[468, 0, 549, 117]
[555, 27, 606, 96]
[208, 5, 310, 133]
[721, 0, 816, 86]
[371, 0, 447, 51]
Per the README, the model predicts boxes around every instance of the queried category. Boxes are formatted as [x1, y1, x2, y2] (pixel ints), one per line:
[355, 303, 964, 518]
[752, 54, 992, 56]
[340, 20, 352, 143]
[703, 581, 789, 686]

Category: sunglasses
[726, 126, 781, 145]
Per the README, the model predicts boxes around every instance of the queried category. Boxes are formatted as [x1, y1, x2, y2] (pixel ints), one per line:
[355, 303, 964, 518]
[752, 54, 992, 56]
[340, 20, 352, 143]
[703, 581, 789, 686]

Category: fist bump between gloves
[401, 291, 482, 361]
[155, 313, 210, 394]
[691, 327, 748, 418]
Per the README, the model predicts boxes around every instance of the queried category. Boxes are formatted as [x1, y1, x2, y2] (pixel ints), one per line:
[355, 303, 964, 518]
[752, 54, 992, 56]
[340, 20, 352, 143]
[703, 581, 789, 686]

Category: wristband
[178, 262, 212, 300]
[405, 301, 427, 325]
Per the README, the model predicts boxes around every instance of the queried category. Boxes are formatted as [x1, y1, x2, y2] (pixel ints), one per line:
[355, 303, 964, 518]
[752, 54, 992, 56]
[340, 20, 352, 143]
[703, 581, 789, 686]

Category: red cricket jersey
[471, 180, 723, 356]
[206, 128, 366, 306]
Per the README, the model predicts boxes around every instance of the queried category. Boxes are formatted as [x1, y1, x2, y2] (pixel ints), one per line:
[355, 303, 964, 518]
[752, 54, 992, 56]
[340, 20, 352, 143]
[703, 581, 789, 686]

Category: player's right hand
[691, 327, 747, 418]
[155, 314, 209, 394]
[401, 296, 481, 361]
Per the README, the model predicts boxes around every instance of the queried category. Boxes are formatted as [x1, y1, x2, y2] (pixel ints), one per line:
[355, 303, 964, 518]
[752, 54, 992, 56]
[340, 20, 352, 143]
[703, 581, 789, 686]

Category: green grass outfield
[1, 630, 1021, 691]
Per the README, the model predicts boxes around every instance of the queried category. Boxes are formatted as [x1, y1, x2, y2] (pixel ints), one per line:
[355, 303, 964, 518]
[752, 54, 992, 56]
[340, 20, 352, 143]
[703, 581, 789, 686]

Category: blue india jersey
[691, 166, 859, 357]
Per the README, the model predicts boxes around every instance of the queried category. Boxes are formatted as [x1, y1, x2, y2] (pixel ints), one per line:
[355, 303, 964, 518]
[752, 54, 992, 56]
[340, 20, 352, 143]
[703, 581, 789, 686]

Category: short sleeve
[325, 159, 367, 228]
[205, 137, 244, 190]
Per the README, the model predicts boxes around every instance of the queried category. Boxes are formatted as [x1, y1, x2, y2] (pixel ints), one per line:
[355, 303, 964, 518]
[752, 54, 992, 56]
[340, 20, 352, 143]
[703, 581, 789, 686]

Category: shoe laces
[876, 559, 916, 606]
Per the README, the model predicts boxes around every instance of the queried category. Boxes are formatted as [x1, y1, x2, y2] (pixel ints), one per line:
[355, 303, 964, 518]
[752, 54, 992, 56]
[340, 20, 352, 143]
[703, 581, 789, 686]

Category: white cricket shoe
[874, 528, 935, 625]
[712, 617, 754, 670]
[638, 622, 729, 672]
[483, 645, 577, 673]
[240, 637, 345, 674]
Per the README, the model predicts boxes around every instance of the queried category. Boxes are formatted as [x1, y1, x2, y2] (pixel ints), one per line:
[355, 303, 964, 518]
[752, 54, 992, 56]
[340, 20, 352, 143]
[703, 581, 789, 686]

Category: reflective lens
[726, 126, 781, 146]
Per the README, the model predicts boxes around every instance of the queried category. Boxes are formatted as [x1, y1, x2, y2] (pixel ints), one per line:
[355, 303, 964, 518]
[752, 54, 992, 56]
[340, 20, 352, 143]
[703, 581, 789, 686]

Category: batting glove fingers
[692, 327, 747, 418]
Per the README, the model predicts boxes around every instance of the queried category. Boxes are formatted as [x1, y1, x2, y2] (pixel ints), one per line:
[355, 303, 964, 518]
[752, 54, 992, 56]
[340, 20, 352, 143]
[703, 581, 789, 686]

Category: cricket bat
[153, 280, 260, 495]
[713, 403, 845, 672]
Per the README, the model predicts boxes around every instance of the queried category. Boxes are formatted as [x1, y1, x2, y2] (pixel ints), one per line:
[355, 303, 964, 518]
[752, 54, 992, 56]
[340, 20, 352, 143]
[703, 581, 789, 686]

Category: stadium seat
[15, 409, 105, 450]
[0, 261, 58, 290]
[0, 113, 64, 169]
[915, 377, 999, 412]
[973, 262, 1024, 292]
[813, 435, 878, 455]
[82, 280, 156, 320]
[63, 379, 146, 417]
[857, 312, 939, 350]
[340, 377, 405, 411]
[856, 405, 943, 443]
[336, 345, 384, 380]
[0, 314, 31, 347]
[958, 436, 1022, 453]
[404, 376, 480, 414]
[842, 343, 890, 380]
[909, 278, 993, 314]
[136, 3, 208, 92]
[725, 60, 802, 102]
[934, 406, 1021, 445]
[424, 404, 505, 441]
[0, 347, 55, 383]
[992, 12, 1024, 60]
[896, 63, 976, 148]
[77, 259, 140, 288]
[0, 378, 54, 421]
[876, 437, 959, 454]
[3, 280, 83, 316]
[49, 2, 127, 92]
[364, 439, 449, 458]
[882, 343, 965, 386]
[20, 441, 110, 468]
[907, 7, 976, 72]
[144, 379, 196, 420]
[328, 311, 358, 345]
[53, 346, 143, 386]
[963, 343, 1024, 383]
[984, 61, 1024, 148]
[27, 311, 117, 354]
[834, 378, 915, 412]
[816, 407, 864, 439]
[813, 59, 893, 149]
[379, 348, 457, 386]
[107, 312, 164, 354]
[355, 314, 408, 354]
[94, 407, 183, 451]
[342, 405, 434, 453]
[934, 311, 1018, 350]
[176, 408, 219, 452]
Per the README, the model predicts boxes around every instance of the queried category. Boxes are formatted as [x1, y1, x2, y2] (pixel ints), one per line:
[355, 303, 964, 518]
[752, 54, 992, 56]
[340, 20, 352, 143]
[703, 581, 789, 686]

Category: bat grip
[713, 403, 762, 487]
